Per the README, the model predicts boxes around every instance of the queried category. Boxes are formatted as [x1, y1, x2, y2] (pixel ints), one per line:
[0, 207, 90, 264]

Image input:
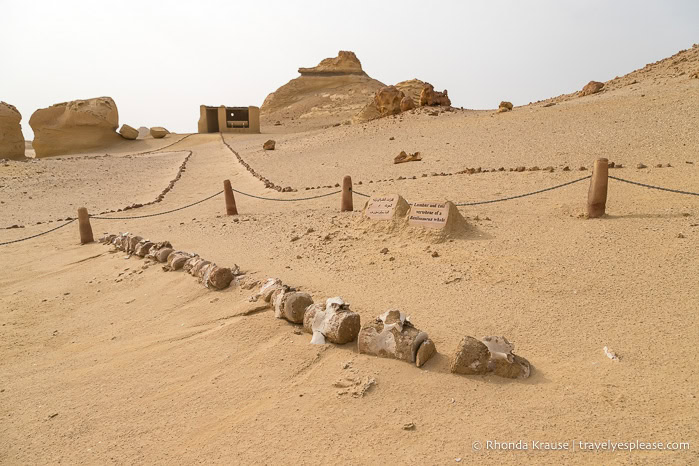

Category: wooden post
[341, 175, 353, 212]
[587, 158, 609, 218]
[223, 180, 238, 215]
[77, 207, 94, 244]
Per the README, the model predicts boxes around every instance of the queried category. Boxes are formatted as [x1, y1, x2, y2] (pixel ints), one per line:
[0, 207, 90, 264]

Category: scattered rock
[637, 163, 647, 169]
[380, 247, 389, 254]
[394, 151, 422, 164]
[402, 422, 416, 431]
[676, 233, 685, 239]
[150, 127, 169, 138]
[263, 139, 276, 150]
[580, 81, 604, 96]
[603, 346, 619, 361]
[481, 336, 531, 379]
[119, 124, 139, 140]
[498, 101, 513, 112]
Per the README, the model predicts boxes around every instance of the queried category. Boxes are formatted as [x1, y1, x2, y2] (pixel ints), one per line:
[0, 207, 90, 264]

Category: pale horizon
[3, 0, 698, 139]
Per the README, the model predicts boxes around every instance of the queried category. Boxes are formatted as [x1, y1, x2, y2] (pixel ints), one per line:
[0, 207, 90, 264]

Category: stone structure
[198, 105, 260, 134]
[0, 102, 25, 159]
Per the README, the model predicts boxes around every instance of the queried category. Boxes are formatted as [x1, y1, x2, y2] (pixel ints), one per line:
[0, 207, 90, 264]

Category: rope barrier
[455, 175, 592, 206]
[3, 172, 696, 246]
[230, 187, 342, 202]
[90, 191, 224, 220]
[0, 219, 76, 246]
[609, 176, 699, 196]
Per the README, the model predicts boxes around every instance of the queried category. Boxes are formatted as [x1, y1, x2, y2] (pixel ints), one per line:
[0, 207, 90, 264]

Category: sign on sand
[408, 201, 450, 229]
[365, 195, 401, 220]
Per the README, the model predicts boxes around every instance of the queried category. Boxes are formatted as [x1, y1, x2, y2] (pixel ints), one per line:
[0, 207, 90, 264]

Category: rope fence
[1, 162, 697, 246]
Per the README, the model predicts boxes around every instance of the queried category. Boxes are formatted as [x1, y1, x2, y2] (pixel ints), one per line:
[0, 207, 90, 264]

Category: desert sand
[1, 46, 698, 465]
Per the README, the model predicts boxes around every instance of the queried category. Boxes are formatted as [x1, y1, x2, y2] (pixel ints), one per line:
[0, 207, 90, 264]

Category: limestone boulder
[150, 127, 169, 138]
[137, 126, 150, 138]
[0, 102, 25, 159]
[580, 81, 604, 96]
[374, 86, 405, 117]
[400, 96, 415, 112]
[29, 97, 121, 157]
[419, 83, 451, 107]
[119, 124, 139, 140]
[498, 101, 513, 111]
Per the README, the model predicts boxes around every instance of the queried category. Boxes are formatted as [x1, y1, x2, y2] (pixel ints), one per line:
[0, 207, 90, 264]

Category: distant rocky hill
[260, 51, 385, 128]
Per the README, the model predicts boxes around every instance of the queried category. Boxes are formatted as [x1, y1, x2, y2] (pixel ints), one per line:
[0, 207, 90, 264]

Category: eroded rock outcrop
[375, 86, 405, 117]
[261, 51, 385, 128]
[29, 97, 121, 157]
[419, 83, 451, 107]
[0, 102, 25, 159]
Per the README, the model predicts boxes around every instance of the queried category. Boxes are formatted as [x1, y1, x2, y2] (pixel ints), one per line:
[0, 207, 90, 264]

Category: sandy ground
[1, 56, 698, 464]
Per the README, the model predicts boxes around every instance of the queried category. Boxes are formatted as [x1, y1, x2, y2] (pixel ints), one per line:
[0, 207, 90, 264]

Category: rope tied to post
[90, 191, 224, 220]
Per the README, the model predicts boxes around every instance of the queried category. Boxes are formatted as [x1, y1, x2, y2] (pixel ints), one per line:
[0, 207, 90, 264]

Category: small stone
[677, 233, 685, 239]
[263, 140, 276, 150]
[402, 422, 416, 431]
[431, 251, 439, 258]
[380, 247, 389, 254]
[637, 163, 647, 169]
[290, 235, 300, 242]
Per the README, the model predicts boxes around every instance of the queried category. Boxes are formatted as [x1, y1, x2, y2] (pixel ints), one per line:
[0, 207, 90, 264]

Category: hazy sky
[3, 0, 698, 139]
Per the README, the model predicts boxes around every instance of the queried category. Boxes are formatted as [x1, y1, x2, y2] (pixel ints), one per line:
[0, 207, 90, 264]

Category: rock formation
[137, 126, 150, 138]
[374, 86, 405, 117]
[29, 97, 121, 157]
[497, 101, 513, 113]
[580, 81, 604, 96]
[394, 79, 427, 108]
[261, 51, 385, 128]
[150, 127, 169, 138]
[0, 102, 25, 159]
[119, 124, 139, 140]
[419, 83, 451, 107]
[394, 151, 422, 164]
